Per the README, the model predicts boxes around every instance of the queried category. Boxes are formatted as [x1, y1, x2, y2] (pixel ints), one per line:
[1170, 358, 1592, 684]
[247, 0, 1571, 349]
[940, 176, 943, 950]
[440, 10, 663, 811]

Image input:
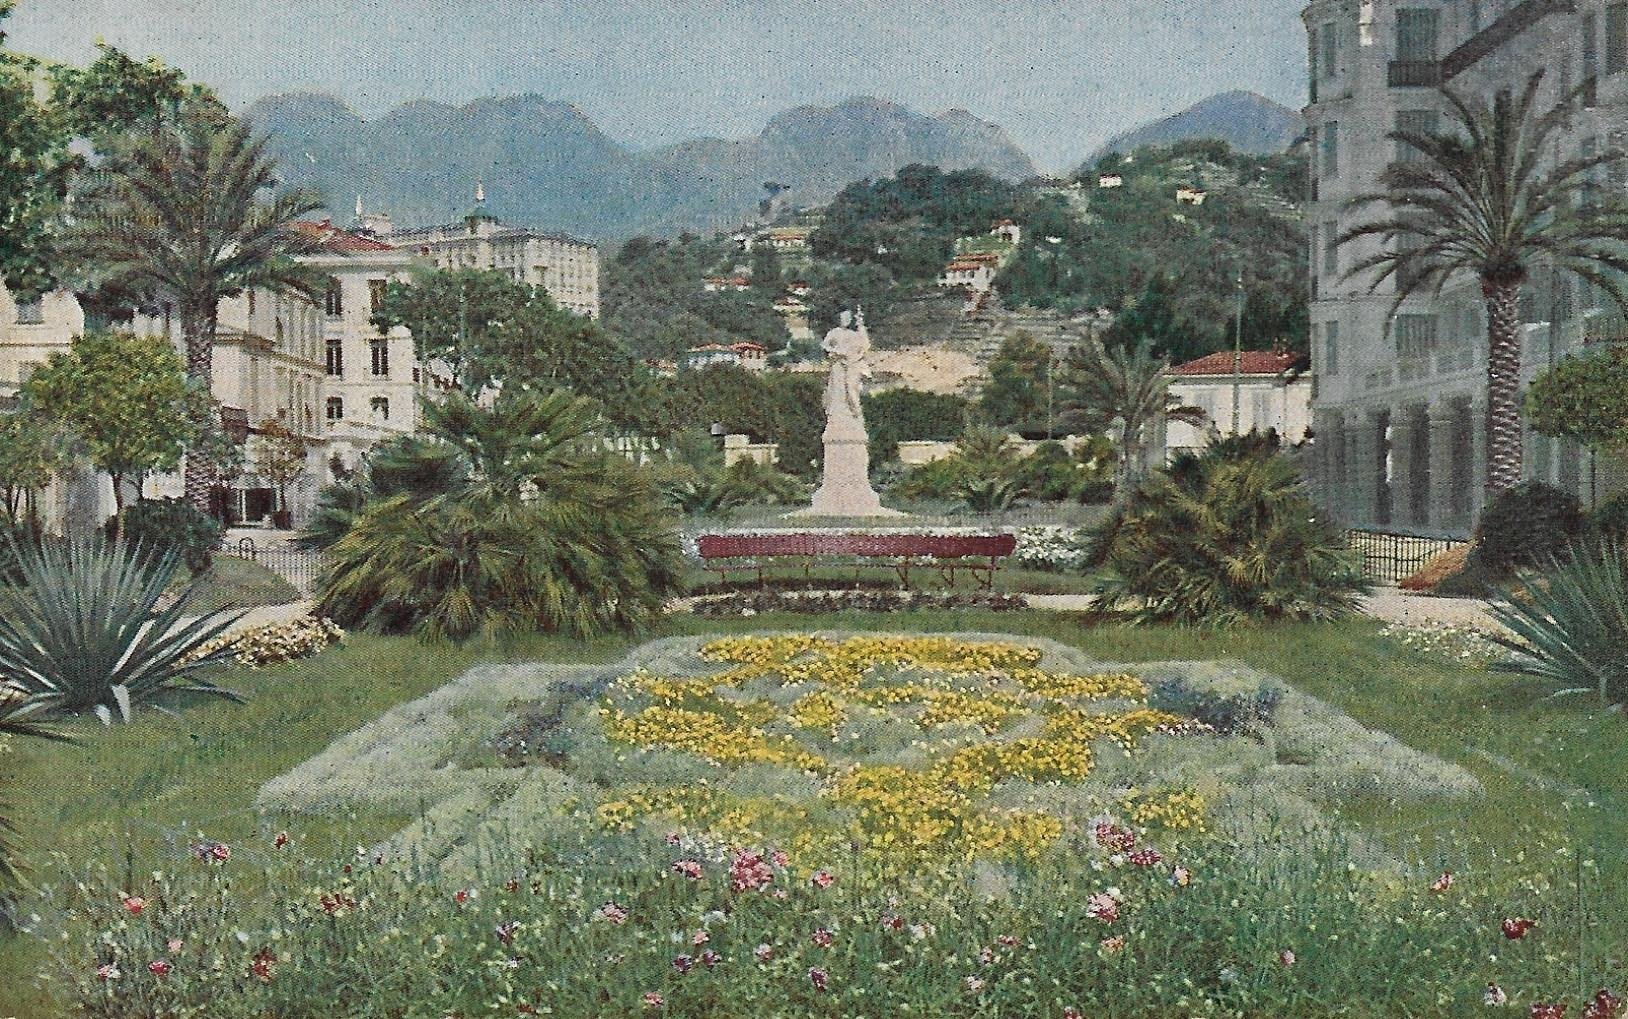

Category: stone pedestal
[792, 439, 902, 518]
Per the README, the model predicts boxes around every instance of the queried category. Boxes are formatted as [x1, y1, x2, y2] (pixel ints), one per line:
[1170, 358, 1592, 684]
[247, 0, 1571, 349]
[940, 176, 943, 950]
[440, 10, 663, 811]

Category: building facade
[1157, 350, 1314, 462]
[385, 198, 601, 319]
[1304, 0, 1628, 537]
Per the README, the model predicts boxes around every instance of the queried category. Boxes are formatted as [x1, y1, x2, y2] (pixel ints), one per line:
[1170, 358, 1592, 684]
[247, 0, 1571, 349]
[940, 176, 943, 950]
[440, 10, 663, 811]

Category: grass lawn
[3, 609, 1624, 1015]
[169, 553, 300, 613]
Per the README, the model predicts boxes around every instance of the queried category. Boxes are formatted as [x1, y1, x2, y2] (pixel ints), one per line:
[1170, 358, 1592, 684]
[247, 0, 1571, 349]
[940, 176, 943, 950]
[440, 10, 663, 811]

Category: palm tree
[1339, 72, 1628, 499]
[1060, 338, 1203, 494]
[66, 102, 327, 510]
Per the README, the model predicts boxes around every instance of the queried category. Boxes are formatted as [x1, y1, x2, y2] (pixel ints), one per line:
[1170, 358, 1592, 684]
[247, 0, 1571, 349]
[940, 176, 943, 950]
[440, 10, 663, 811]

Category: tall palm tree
[66, 102, 327, 510]
[1339, 72, 1628, 498]
[1060, 337, 1203, 493]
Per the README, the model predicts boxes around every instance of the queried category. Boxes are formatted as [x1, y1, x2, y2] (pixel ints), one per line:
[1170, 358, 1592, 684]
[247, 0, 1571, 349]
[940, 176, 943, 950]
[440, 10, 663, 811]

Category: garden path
[1028, 590, 1503, 631]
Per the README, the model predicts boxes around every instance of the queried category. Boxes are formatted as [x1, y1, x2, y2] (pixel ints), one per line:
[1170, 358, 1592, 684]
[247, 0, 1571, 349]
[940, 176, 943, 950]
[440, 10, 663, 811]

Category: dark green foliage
[1473, 482, 1584, 575]
[315, 391, 684, 642]
[978, 332, 1055, 431]
[1150, 674, 1282, 735]
[1490, 540, 1628, 706]
[1589, 494, 1628, 542]
[957, 476, 1028, 513]
[1091, 445, 1367, 626]
[1525, 347, 1628, 452]
[627, 367, 825, 481]
[0, 536, 243, 722]
[602, 235, 789, 360]
[1011, 439, 1115, 503]
[863, 388, 970, 463]
[108, 497, 222, 573]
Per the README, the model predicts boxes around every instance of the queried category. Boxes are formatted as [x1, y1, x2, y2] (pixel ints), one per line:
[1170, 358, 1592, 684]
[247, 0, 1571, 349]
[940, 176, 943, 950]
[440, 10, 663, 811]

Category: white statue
[792, 306, 902, 518]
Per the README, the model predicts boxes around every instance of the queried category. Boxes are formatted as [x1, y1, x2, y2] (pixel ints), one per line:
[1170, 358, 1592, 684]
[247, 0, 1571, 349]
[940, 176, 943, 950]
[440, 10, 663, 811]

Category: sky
[6, 0, 1309, 172]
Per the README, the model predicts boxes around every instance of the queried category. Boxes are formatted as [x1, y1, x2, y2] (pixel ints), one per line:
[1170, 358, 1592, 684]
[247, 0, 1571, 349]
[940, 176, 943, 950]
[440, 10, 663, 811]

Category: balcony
[1443, 0, 1577, 81]
[1388, 61, 1443, 88]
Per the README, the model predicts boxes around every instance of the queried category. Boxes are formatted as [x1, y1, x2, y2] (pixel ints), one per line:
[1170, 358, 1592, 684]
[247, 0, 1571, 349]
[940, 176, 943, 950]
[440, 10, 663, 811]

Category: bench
[697, 533, 1019, 590]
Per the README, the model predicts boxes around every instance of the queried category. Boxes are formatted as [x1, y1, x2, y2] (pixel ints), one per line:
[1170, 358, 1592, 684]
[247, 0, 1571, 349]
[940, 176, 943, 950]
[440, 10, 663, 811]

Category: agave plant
[1489, 540, 1628, 706]
[0, 537, 245, 723]
[0, 687, 70, 926]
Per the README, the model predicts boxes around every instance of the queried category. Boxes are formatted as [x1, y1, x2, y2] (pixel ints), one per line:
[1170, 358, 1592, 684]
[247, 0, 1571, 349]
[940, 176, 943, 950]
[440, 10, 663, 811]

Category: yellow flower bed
[594, 635, 1206, 866]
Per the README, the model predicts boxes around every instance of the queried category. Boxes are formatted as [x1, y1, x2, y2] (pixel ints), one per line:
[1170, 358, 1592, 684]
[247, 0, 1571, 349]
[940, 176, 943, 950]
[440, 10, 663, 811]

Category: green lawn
[3, 610, 1625, 1015]
[169, 553, 300, 613]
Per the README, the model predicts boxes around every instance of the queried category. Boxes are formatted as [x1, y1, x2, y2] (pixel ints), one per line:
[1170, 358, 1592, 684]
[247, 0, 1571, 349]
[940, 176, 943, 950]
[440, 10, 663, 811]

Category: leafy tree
[254, 416, 310, 521]
[316, 390, 683, 641]
[979, 332, 1054, 431]
[0, 411, 67, 525]
[1060, 338, 1203, 493]
[64, 103, 326, 510]
[1103, 275, 1191, 362]
[1525, 346, 1628, 454]
[1339, 72, 1628, 499]
[22, 332, 202, 520]
[807, 262, 897, 334]
[863, 388, 971, 463]
[0, 2, 71, 294]
[602, 235, 788, 359]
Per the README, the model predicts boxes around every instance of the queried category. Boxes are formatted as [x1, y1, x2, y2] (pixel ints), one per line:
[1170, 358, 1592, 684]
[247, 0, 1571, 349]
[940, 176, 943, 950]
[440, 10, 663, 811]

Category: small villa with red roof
[1155, 348, 1312, 464]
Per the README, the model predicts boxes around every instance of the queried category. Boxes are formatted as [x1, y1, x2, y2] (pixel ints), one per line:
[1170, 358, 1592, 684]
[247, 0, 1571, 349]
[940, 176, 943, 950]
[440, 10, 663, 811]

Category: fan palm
[316, 390, 684, 641]
[1339, 72, 1628, 498]
[64, 102, 328, 509]
[1059, 338, 1203, 493]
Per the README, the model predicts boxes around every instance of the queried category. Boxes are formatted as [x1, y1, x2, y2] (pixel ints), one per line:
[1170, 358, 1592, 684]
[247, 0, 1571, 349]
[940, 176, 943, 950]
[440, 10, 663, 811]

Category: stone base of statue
[791, 438, 904, 518]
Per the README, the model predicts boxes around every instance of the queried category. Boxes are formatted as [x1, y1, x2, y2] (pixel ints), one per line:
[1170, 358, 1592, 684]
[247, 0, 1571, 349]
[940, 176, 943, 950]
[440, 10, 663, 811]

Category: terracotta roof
[291, 219, 396, 253]
[1169, 350, 1302, 377]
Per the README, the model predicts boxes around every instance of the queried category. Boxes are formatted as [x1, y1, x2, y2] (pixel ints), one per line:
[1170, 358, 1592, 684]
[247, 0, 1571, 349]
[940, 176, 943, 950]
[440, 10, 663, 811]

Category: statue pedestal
[790, 439, 904, 518]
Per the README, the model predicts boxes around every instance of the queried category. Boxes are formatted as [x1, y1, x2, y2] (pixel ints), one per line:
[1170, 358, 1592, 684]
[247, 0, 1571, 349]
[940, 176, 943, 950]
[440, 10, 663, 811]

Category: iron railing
[1345, 529, 1469, 585]
[229, 537, 325, 594]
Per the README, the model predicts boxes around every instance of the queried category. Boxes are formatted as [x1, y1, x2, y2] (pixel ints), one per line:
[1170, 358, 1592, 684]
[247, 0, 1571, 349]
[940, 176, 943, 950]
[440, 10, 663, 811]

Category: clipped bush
[1472, 481, 1583, 574]
[1589, 493, 1628, 543]
[109, 497, 222, 574]
[1150, 674, 1281, 735]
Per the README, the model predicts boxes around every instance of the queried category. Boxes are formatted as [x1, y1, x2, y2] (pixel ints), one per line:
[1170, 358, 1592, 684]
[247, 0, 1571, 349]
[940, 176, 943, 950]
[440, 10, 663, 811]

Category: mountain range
[247, 93, 1038, 242]
[247, 90, 1305, 243]
[1085, 91, 1305, 169]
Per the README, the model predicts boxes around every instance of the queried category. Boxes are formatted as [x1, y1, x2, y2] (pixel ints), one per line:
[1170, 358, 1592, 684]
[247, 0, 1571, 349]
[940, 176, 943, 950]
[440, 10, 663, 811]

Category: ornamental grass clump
[1489, 539, 1628, 706]
[0, 536, 243, 723]
[1089, 444, 1367, 626]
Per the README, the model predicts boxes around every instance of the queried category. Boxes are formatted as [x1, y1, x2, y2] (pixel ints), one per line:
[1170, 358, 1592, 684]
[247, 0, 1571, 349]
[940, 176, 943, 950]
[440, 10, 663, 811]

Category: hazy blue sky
[7, 0, 1308, 171]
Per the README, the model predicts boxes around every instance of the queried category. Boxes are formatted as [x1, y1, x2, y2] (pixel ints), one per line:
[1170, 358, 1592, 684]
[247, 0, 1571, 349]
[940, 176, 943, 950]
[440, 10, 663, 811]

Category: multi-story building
[383, 191, 601, 319]
[1304, 0, 1628, 536]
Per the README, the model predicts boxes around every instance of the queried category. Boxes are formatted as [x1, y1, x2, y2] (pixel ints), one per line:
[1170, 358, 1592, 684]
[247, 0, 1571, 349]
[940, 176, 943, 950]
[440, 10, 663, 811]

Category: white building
[1155, 350, 1313, 462]
[684, 342, 769, 372]
[1304, 0, 1628, 536]
[384, 191, 601, 319]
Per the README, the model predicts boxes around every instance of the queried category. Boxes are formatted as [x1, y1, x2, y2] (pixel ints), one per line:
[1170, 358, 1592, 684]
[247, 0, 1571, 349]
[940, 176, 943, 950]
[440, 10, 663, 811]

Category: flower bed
[187, 615, 344, 669]
[692, 590, 1029, 616]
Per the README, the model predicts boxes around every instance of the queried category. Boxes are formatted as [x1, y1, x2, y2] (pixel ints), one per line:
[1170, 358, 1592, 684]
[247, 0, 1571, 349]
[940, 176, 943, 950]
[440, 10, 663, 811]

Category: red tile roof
[291, 219, 395, 253]
[1169, 350, 1301, 377]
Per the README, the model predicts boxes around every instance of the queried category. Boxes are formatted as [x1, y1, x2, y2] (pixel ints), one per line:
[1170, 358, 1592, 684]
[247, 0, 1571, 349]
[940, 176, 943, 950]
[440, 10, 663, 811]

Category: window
[1395, 313, 1438, 358]
[370, 336, 389, 377]
[1251, 391, 1273, 431]
[324, 281, 344, 318]
[1309, 224, 1320, 297]
[325, 335, 343, 376]
[1324, 321, 1340, 375]
[1469, 0, 1481, 32]
[1609, 3, 1628, 76]
[1321, 121, 1339, 179]
[370, 396, 390, 421]
[368, 279, 388, 315]
[326, 397, 343, 422]
[1320, 21, 1338, 81]
[1395, 8, 1440, 63]
[14, 298, 43, 325]
[1322, 219, 1340, 277]
[1394, 109, 1440, 163]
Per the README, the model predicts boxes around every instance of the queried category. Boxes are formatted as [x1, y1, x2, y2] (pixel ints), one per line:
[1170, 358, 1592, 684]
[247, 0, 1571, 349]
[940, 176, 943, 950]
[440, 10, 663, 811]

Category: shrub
[1090, 448, 1367, 626]
[1489, 539, 1628, 706]
[107, 497, 222, 573]
[1473, 481, 1583, 575]
[1149, 674, 1281, 735]
[0, 537, 243, 722]
[1589, 494, 1628, 543]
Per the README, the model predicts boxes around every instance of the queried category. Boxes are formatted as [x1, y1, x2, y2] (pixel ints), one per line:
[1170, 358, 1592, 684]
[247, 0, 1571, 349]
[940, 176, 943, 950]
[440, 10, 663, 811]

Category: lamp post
[1231, 268, 1245, 436]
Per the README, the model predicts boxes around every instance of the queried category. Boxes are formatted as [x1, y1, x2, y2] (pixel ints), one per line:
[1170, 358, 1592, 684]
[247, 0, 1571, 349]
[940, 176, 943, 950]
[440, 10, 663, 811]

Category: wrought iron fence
[1345, 529, 1468, 585]
[228, 537, 325, 594]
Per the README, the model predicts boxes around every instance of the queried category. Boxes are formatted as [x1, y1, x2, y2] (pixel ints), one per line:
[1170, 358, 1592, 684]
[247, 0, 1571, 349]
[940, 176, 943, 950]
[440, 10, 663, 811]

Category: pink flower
[166, 939, 183, 954]
[1585, 988, 1624, 1019]
[1278, 949, 1296, 967]
[147, 959, 172, 978]
[642, 991, 665, 1009]
[1530, 1004, 1568, 1019]
[595, 901, 629, 925]
[672, 860, 703, 881]
[249, 948, 276, 983]
[1430, 871, 1454, 893]
[273, 831, 290, 849]
[810, 869, 835, 889]
[453, 888, 475, 905]
[692, 929, 710, 946]
[664, 832, 682, 846]
[1064, 1009, 1084, 1019]
[1094, 822, 1136, 854]
[808, 966, 830, 992]
[771, 849, 790, 869]
[494, 921, 518, 945]
[728, 850, 775, 892]
[977, 946, 995, 965]
[879, 911, 904, 931]
[504, 878, 522, 893]
[699, 949, 722, 969]
[754, 943, 774, 961]
[95, 963, 120, 982]
[1128, 848, 1163, 867]
[122, 895, 146, 916]
[1502, 917, 1536, 940]
[996, 934, 1018, 947]
[1100, 935, 1125, 954]
[1086, 892, 1120, 924]
[191, 840, 230, 863]
[812, 927, 834, 948]
[671, 954, 694, 974]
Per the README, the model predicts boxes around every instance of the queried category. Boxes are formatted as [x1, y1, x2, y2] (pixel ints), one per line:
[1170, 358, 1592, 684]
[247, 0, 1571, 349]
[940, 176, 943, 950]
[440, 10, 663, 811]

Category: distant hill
[246, 93, 1038, 242]
[1084, 91, 1304, 170]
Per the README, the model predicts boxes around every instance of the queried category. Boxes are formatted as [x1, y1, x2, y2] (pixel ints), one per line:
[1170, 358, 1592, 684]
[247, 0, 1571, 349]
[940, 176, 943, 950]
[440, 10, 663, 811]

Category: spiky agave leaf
[1489, 540, 1628, 706]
